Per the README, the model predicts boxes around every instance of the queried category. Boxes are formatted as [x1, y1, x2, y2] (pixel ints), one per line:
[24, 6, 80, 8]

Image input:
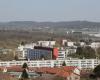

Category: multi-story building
[57, 50, 66, 60]
[26, 49, 52, 60]
[21, 46, 59, 60]
[0, 59, 99, 69]
[57, 47, 77, 60]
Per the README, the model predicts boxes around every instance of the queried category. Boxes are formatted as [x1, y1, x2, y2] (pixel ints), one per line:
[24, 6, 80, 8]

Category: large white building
[0, 59, 99, 69]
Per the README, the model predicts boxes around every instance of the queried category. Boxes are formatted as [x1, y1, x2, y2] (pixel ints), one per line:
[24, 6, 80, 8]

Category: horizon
[0, 20, 100, 23]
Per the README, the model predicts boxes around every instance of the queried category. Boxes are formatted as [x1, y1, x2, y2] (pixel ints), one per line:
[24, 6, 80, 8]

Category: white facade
[67, 42, 75, 47]
[38, 41, 56, 47]
[57, 50, 66, 59]
[89, 42, 100, 49]
[0, 59, 99, 69]
[79, 42, 85, 46]
[67, 48, 77, 54]
[62, 39, 67, 46]
[18, 43, 36, 51]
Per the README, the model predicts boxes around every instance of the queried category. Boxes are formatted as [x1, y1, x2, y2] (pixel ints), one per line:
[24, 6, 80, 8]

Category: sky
[0, 0, 100, 22]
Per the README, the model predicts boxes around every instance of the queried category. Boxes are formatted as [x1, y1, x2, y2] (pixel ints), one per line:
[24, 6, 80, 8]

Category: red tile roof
[34, 66, 80, 78]
[0, 73, 14, 79]
[0, 66, 80, 78]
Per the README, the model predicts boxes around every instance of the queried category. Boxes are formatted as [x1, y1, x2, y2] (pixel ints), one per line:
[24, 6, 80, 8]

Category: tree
[21, 41, 26, 45]
[90, 65, 100, 80]
[21, 63, 29, 80]
[69, 46, 96, 59]
[83, 46, 96, 59]
[76, 47, 83, 56]
[62, 61, 66, 66]
[96, 47, 100, 58]
[14, 55, 18, 60]
[21, 69, 29, 79]
[22, 63, 28, 69]
[40, 54, 45, 60]
[93, 65, 100, 78]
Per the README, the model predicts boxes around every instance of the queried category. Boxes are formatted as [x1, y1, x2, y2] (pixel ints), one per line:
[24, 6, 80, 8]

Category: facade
[62, 39, 67, 46]
[0, 59, 99, 69]
[79, 42, 85, 47]
[57, 50, 66, 60]
[18, 43, 36, 51]
[34, 46, 58, 60]
[89, 42, 100, 49]
[57, 47, 77, 60]
[67, 48, 77, 54]
[26, 49, 52, 60]
[38, 41, 56, 47]
[67, 42, 75, 47]
[17, 46, 58, 60]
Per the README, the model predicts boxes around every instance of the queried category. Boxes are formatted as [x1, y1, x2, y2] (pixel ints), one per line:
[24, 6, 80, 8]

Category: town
[0, 38, 100, 80]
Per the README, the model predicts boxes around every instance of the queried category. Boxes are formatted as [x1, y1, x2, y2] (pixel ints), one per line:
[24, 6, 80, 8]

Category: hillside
[0, 21, 100, 31]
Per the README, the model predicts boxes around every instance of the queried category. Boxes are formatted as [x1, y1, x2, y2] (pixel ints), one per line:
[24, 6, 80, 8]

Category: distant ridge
[0, 21, 100, 31]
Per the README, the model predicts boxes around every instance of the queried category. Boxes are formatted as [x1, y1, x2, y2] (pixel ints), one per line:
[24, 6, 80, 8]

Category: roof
[0, 66, 80, 78]
[35, 66, 80, 78]
[0, 73, 15, 80]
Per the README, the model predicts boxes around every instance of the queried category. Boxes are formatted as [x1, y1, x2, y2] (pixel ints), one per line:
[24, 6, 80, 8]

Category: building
[89, 42, 100, 49]
[18, 43, 36, 51]
[26, 49, 52, 60]
[67, 42, 75, 47]
[57, 50, 66, 60]
[38, 41, 56, 47]
[0, 59, 99, 69]
[0, 66, 80, 80]
[62, 39, 67, 46]
[67, 47, 77, 54]
[34, 46, 58, 60]
[57, 47, 77, 60]
[21, 46, 59, 60]
[79, 42, 86, 47]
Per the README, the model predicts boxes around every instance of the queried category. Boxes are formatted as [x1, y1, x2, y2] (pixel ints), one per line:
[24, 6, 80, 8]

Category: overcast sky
[0, 0, 100, 22]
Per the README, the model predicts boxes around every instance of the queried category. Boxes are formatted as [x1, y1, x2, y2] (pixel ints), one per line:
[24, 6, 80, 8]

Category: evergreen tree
[22, 63, 28, 69]
[93, 65, 100, 78]
[21, 63, 29, 80]
[21, 69, 29, 79]
[90, 64, 100, 79]
[62, 61, 66, 66]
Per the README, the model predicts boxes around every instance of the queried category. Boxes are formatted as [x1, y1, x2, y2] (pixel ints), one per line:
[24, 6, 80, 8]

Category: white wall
[0, 59, 99, 69]
[38, 41, 56, 47]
